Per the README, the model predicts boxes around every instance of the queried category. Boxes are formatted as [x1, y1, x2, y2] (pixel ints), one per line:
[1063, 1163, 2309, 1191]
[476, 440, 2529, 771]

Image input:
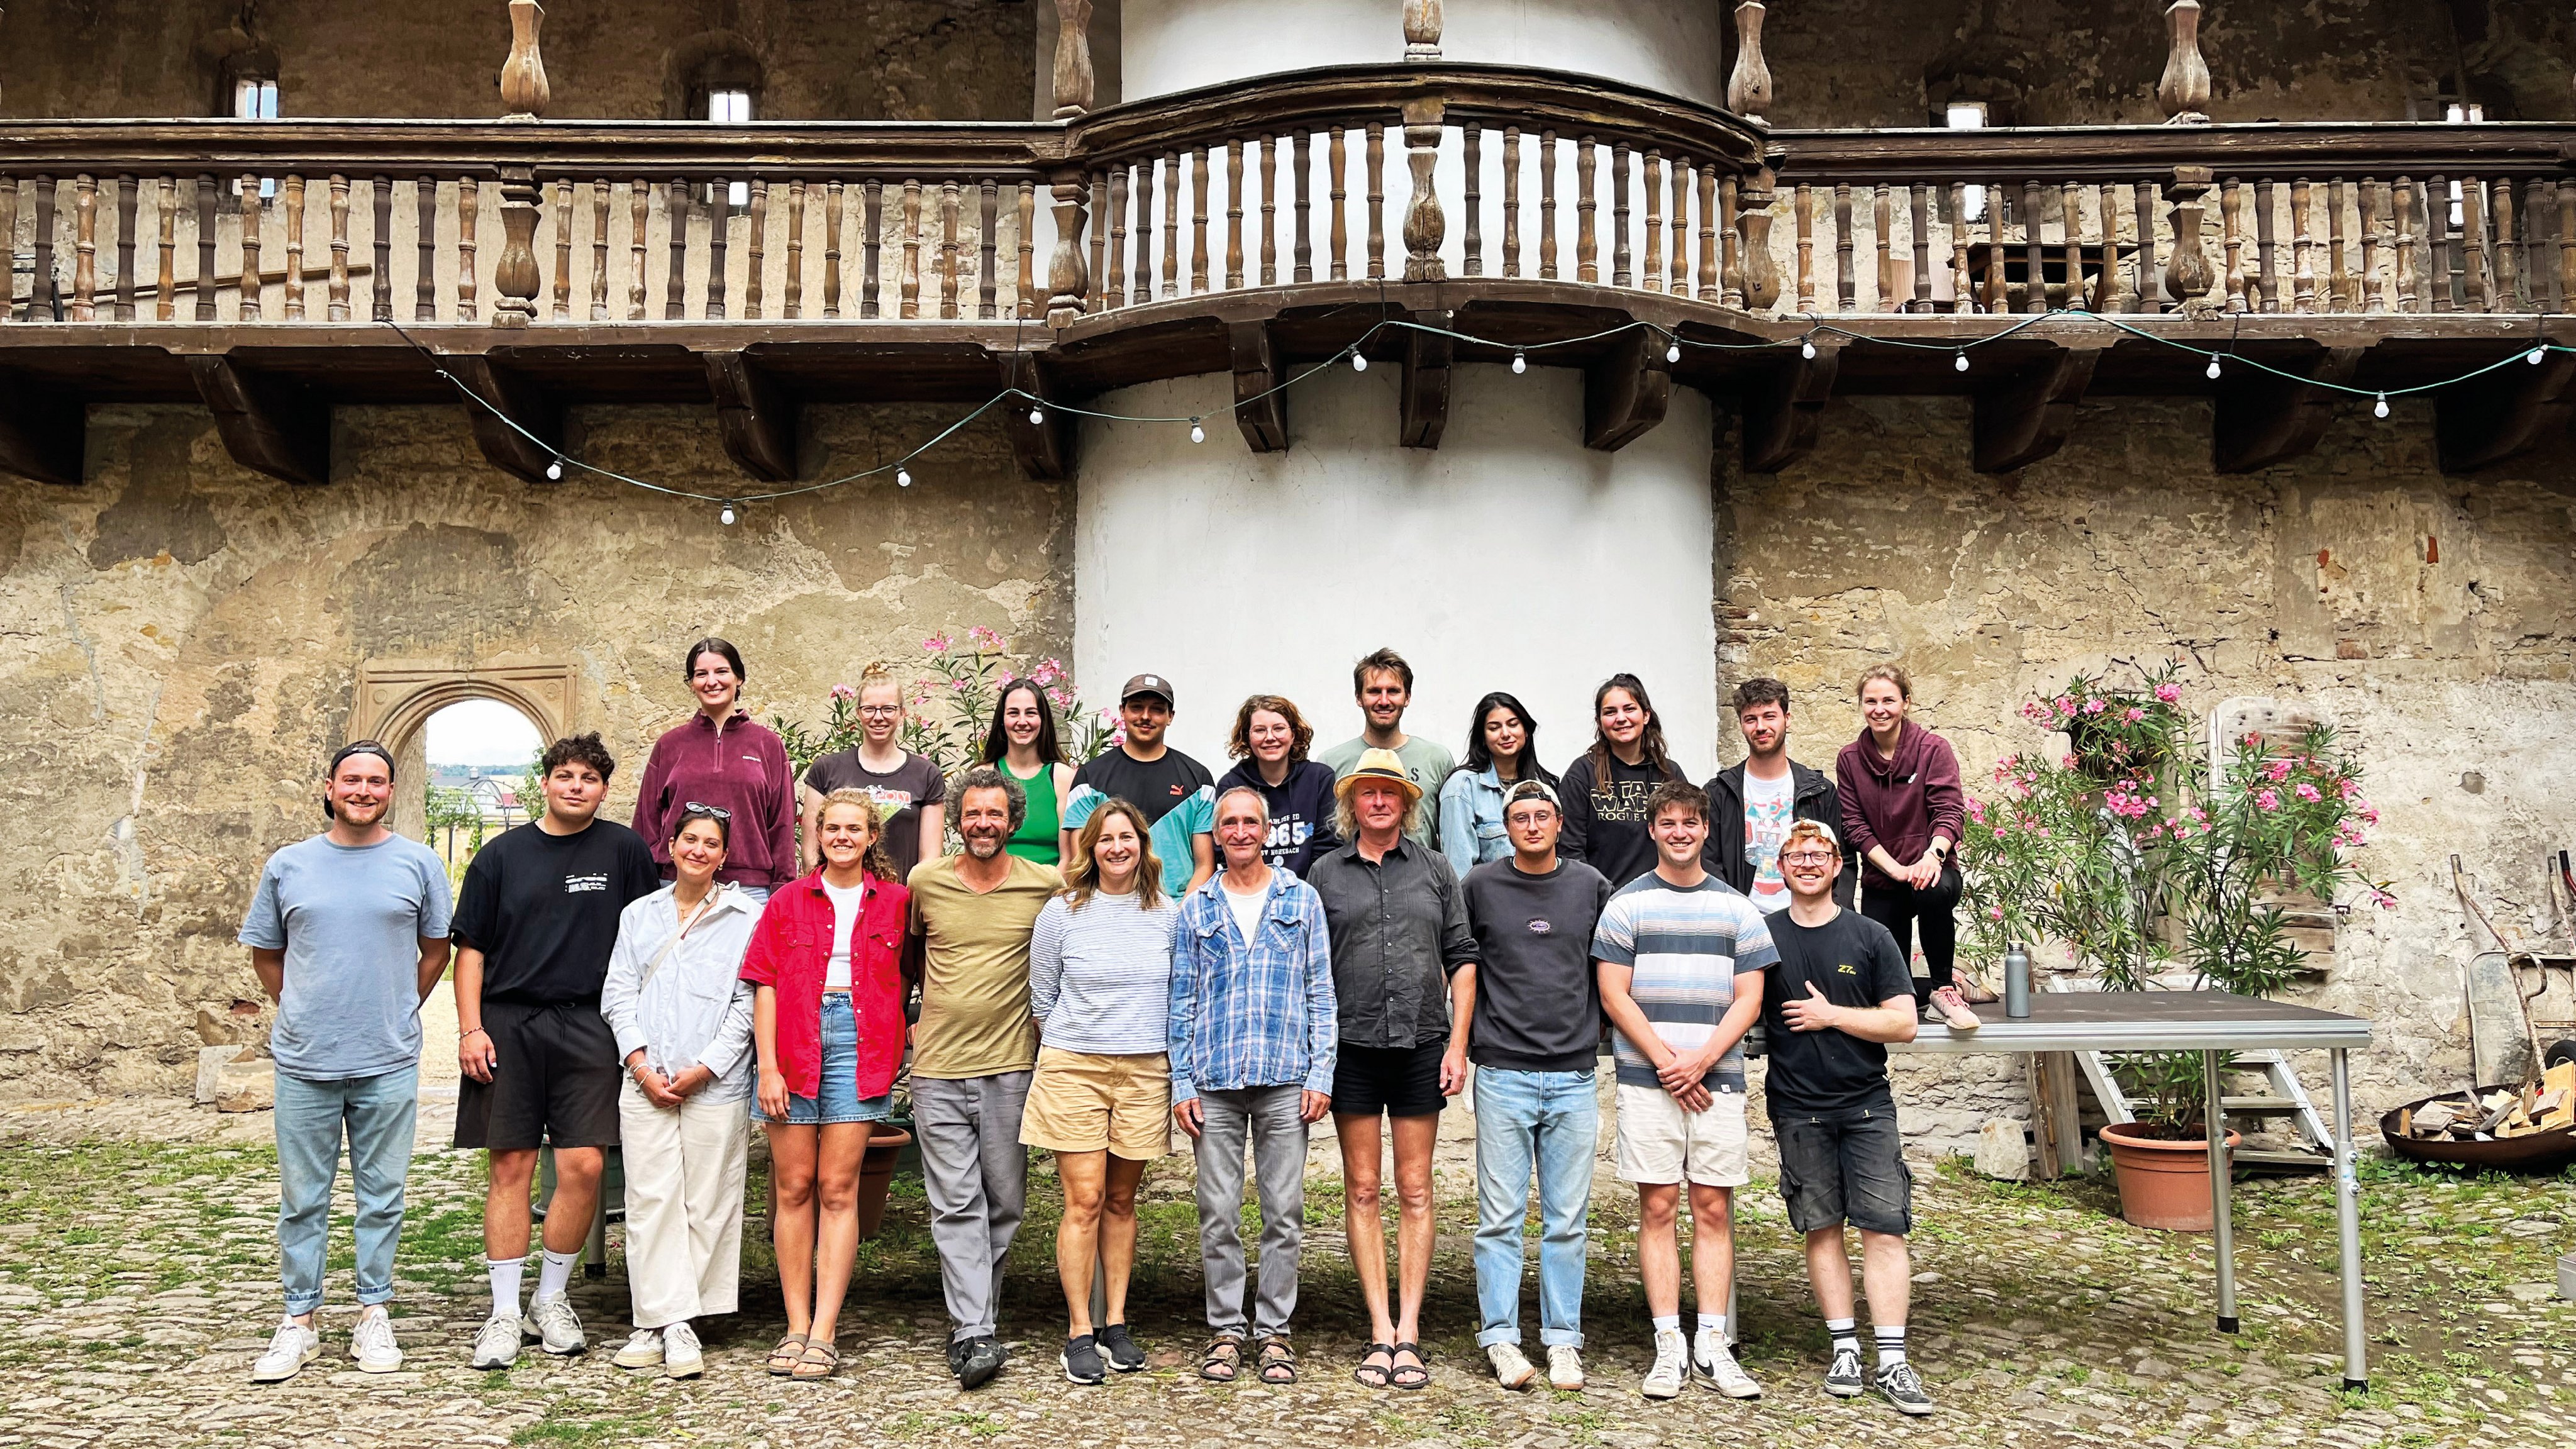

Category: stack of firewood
[2400, 1062, 2576, 1141]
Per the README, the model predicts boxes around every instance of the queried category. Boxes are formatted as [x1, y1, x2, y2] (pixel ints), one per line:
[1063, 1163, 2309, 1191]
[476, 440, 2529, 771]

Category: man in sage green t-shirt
[1318, 646, 1455, 850]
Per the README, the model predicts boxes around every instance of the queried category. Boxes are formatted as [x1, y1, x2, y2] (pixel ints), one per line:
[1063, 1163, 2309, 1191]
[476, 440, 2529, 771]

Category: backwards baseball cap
[1502, 778, 1561, 811]
[1120, 672, 1175, 707]
[331, 739, 397, 778]
[1780, 818, 1841, 852]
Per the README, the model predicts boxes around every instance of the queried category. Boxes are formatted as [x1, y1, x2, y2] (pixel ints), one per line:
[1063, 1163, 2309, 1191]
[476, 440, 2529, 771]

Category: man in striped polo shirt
[1594, 779, 1775, 1403]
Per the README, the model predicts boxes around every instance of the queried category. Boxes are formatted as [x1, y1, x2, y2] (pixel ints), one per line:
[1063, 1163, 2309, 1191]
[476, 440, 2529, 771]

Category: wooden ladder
[2041, 978, 2332, 1171]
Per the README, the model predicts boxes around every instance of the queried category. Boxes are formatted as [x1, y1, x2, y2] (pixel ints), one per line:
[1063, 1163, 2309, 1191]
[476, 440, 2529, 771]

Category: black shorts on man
[1331, 1041, 1448, 1118]
[453, 999, 624, 1152]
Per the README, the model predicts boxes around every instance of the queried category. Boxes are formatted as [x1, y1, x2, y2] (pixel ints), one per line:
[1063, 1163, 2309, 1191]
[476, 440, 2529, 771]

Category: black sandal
[1390, 1341, 1430, 1391]
[1199, 1336, 1243, 1382]
[1257, 1336, 1297, 1384]
[1353, 1341, 1394, 1389]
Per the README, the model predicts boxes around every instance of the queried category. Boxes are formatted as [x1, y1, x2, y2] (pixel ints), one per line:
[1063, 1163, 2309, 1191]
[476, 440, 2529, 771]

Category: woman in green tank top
[980, 679, 1073, 864]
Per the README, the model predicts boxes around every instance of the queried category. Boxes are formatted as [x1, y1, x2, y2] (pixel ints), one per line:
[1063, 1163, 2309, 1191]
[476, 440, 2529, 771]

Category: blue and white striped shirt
[1030, 890, 1179, 1055]
[1591, 872, 1777, 1091]
[1167, 867, 1338, 1101]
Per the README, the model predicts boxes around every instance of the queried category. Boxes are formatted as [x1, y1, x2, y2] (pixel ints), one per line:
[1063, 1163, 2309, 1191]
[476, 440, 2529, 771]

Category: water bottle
[2004, 941, 2031, 1018]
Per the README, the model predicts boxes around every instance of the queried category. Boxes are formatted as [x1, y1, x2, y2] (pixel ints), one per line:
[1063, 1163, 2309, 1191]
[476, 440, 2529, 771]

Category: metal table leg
[2206, 1048, 2238, 1333]
[2331, 1048, 2368, 1391]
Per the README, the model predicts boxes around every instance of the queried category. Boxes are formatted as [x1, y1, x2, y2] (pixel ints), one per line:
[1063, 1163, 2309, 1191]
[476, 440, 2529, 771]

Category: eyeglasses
[858, 705, 902, 718]
[1779, 850, 1836, 865]
[682, 802, 733, 821]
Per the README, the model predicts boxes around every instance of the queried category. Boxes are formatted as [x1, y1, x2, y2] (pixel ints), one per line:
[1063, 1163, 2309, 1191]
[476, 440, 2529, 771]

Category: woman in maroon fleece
[1835, 664, 1968, 1021]
[633, 638, 800, 899]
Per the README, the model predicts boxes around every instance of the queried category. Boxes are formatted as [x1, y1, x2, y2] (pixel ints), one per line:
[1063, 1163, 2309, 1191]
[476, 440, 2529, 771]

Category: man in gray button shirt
[1303, 748, 1476, 1391]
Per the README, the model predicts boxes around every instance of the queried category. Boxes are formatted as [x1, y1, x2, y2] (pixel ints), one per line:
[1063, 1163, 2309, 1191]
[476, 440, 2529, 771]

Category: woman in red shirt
[633, 638, 799, 898]
[741, 789, 910, 1380]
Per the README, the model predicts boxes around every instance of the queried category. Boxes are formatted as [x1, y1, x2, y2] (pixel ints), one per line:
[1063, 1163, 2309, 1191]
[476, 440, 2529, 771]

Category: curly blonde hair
[816, 787, 899, 881]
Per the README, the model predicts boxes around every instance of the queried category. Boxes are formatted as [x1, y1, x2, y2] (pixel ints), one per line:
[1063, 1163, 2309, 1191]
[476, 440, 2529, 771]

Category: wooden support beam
[1582, 325, 1672, 451]
[1972, 342, 2106, 474]
[449, 356, 567, 484]
[2436, 349, 2576, 475]
[1740, 340, 1840, 472]
[186, 355, 331, 486]
[2029, 1051, 2085, 1180]
[1001, 351, 1075, 480]
[2212, 345, 2364, 473]
[1399, 313, 1454, 450]
[0, 373, 86, 486]
[1228, 320, 1289, 453]
[704, 350, 801, 482]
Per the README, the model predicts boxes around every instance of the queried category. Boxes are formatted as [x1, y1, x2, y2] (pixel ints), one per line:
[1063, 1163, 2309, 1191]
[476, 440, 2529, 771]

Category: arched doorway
[419, 697, 545, 865]
[347, 658, 578, 841]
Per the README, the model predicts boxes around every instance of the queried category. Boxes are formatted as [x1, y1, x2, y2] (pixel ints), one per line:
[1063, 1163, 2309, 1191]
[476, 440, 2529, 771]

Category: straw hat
[1334, 747, 1423, 803]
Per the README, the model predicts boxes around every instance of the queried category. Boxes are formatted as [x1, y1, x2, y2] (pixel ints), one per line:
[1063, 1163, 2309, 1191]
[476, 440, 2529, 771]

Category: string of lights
[385, 306, 2567, 524]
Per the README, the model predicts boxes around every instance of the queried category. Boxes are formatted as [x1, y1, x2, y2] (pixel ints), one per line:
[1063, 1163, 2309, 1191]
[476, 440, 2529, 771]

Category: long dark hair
[1458, 691, 1556, 787]
[978, 678, 1067, 767]
[1585, 673, 1675, 786]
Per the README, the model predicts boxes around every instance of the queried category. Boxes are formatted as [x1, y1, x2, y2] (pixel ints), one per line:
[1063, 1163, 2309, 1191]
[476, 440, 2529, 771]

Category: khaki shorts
[1019, 1046, 1172, 1160]
[1614, 1080, 1750, 1187]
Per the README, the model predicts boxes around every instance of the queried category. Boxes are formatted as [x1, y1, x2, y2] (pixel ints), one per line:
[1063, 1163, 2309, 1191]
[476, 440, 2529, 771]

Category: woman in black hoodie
[1214, 694, 1342, 876]
[1557, 674, 1687, 889]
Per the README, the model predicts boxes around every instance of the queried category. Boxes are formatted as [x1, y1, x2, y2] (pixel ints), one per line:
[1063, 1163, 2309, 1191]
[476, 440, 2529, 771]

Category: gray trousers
[1194, 1084, 1309, 1338]
[913, 1070, 1032, 1341]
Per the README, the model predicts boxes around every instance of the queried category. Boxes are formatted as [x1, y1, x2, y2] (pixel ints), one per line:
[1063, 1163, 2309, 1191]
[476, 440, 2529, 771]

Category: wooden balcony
[3, 64, 2572, 488]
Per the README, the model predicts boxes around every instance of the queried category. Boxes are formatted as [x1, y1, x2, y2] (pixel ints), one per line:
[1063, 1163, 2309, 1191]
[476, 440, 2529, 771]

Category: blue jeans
[275, 1065, 419, 1314]
[1472, 1065, 1598, 1348]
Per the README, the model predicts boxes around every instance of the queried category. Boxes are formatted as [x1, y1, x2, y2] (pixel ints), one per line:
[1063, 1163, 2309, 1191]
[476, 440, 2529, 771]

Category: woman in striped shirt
[1020, 799, 1180, 1384]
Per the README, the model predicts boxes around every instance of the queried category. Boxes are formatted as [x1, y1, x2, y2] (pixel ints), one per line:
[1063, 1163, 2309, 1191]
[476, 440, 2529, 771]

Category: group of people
[240, 640, 1972, 1418]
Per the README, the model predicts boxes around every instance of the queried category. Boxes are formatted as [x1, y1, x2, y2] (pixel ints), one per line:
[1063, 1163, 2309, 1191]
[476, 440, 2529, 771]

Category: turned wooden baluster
[70, 174, 97, 321]
[635, 179, 658, 321]
[1330, 128, 1350, 282]
[2059, 181, 2084, 310]
[455, 175, 479, 321]
[744, 180, 767, 319]
[26, 177, 55, 320]
[2218, 177, 2244, 311]
[1833, 182, 1855, 311]
[2251, 179, 2277, 311]
[1739, 169, 1780, 311]
[1365, 124, 1387, 281]
[2326, 178, 2348, 312]
[588, 180, 609, 320]
[1984, 179, 2006, 313]
[2163, 167, 2213, 311]
[1501, 128, 1521, 279]
[2122, 181, 2151, 311]
[1259, 138, 1277, 286]
[369, 177, 391, 321]
[1189, 150, 1211, 294]
[1224, 141, 1245, 289]
[2095, 182, 2127, 313]
[158, 177, 178, 320]
[2463, 176, 2493, 311]
[1161, 152, 1182, 297]
[113, 175, 137, 321]
[2018, 181, 2045, 313]
[669, 177, 690, 318]
[2393, 177, 2419, 313]
[820, 180, 843, 318]
[2160, 1, 2212, 123]
[2524, 177, 2551, 311]
[938, 179, 961, 319]
[2423, 175, 2453, 311]
[1728, 3, 1773, 125]
[2488, 178, 2516, 311]
[704, 178, 731, 319]
[1873, 186, 1894, 311]
[785, 180, 806, 319]
[1788, 185, 1814, 313]
[899, 178, 922, 319]
[1537, 131, 1557, 281]
[1084, 172, 1105, 311]
[862, 179, 885, 319]
[1463, 128, 1484, 279]
[1404, 0, 1442, 59]
[1609, 143, 1632, 288]
[0, 182, 16, 321]
[1106, 166, 1129, 308]
[2289, 177, 2314, 313]
[1696, 165, 1717, 299]
[1021, 179, 1040, 318]
[1669, 162, 1689, 301]
[1402, 104, 1446, 282]
[200, 174, 223, 321]
[2557, 179, 2576, 313]
[276, 175, 301, 319]
[979, 179, 999, 318]
[1294, 131, 1314, 283]
[542, 179, 567, 321]
[239, 175, 265, 321]
[1641, 151, 1663, 292]
[1911, 184, 1933, 312]
[1045, 169, 1087, 326]
[1720, 173, 1743, 307]
[327, 175, 351, 321]
[1949, 181, 1972, 313]
[1575, 137, 1598, 284]
[2357, 180, 2382, 313]
[1133, 159, 1155, 304]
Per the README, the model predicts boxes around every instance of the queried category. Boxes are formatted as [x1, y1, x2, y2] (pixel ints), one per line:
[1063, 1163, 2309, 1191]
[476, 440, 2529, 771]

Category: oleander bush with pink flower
[770, 626, 1118, 780]
[1960, 660, 2392, 1134]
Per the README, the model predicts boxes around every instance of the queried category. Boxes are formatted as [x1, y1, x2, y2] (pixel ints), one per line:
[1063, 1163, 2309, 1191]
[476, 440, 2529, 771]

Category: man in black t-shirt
[452, 733, 660, 1370]
[1761, 819, 1935, 1416]
[1060, 672, 1215, 897]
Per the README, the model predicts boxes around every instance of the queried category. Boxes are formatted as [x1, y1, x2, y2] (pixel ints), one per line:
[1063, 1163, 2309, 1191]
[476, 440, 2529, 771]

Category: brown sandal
[791, 1338, 840, 1379]
[1257, 1336, 1297, 1384]
[1199, 1336, 1243, 1382]
[767, 1333, 808, 1376]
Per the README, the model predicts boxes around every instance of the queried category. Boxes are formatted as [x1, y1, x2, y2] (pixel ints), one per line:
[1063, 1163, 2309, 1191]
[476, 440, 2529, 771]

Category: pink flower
[2154, 682, 2182, 704]
[2294, 782, 2321, 802]
[997, 669, 1016, 685]
[2338, 778, 2360, 800]
[2124, 707, 2146, 723]
[1031, 663, 1060, 686]
[2062, 753, 2078, 770]
[2255, 788, 2280, 811]
[2054, 696, 2076, 717]
[2372, 889, 2397, 910]
[967, 624, 1004, 648]
[829, 683, 858, 702]
[948, 678, 967, 691]
[1967, 798, 1988, 823]
[1988, 906, 2005, 922]
[922, 633, 951, 653]
[2083, 697, 2107, 714]
[2265, 758, 2294, 782]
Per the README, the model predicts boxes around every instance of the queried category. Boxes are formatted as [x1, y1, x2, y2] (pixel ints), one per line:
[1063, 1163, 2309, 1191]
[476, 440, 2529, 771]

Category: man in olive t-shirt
[906, 766, 1063, 1387]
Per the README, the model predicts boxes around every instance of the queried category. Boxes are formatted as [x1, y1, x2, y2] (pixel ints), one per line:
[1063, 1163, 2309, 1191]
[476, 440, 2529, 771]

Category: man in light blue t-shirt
[236, 741, 454, 1384]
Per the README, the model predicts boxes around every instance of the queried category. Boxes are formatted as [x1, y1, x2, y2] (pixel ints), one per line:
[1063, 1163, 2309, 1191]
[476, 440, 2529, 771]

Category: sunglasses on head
[682, 801, 733, 821]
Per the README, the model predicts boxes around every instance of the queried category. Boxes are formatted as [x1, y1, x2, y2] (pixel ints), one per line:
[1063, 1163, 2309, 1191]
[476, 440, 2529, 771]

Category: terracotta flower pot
[2099, 1121, 2240, 1232]
[856, 1127, 913, 1240]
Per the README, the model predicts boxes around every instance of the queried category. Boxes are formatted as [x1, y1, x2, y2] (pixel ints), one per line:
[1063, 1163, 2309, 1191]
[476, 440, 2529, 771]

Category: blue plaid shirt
[1169, 867, 1337, 1101]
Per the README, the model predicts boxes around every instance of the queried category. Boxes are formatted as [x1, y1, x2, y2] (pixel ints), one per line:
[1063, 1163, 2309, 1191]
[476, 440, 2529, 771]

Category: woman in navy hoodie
[1214, 694, 1341, 876]
[1835, 663, 1968, 1024]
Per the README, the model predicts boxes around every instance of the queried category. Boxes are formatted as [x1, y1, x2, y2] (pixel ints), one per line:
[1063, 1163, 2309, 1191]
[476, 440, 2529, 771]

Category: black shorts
[1331, 1041, 1448, 1118]
[454, 998, 623, 1153]
[1772, 1104, 1912, 1236]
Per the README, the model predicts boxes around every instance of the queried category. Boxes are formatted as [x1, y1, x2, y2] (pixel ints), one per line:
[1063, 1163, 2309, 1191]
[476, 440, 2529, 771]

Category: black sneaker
[1824, 1345, 1867, 1397]
[1875, 1360, 1935, 1416]
[1097, 1323, 1145, 1373]
[945, 1337, 970, 1376]
[1061, 1334, 1106, 1385]
[959, 1335, 1007, 1390]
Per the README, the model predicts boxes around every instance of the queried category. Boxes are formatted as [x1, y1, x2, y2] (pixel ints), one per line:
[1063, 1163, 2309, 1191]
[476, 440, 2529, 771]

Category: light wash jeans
[275, 1064, 419, 1314]
[1471, 1065, 1597, 1348]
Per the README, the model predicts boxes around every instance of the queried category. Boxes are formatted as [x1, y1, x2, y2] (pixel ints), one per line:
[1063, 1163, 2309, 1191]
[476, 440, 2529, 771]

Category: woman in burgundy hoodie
[633, 638, 800, 899]
[1835, 664, 1969, 1023]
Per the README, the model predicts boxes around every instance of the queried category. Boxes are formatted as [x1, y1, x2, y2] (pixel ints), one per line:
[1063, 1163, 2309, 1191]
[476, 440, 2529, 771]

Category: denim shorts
[751, 992, 894, 1126]
[1772, 1104, 1913, 1236]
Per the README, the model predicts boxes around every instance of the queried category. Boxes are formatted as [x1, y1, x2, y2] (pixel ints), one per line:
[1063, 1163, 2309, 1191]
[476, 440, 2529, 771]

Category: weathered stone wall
[0, 402, 1070, 1099]
[1, 0, 1034, 121]
[1713, 393, 2576, 1148]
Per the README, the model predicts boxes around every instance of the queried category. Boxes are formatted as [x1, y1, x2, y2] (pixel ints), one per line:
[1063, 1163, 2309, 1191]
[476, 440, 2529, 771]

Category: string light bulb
[1028, 405, 1046, 425]
[1511, 352, 1527, 374]
[718, 502, 736, 526]
[1665, 340, 1682, 364]
[1189, 419, 1206, 443]
[897, 465, 914, 487]
[1801, 338, 1817, 360]
[2205, 355, 2223, 380]
[2372, 393, 2390, 419]
[1350, 350, 1368, 372]
[1953, 349, 1970, 373]
[2529, 346, 2549, 366]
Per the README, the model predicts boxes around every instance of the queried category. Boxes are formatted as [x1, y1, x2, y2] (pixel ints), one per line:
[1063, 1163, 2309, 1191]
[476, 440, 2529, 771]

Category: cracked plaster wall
[1718, 393, 2576, 1153]
[0, 402, 1069, 1099]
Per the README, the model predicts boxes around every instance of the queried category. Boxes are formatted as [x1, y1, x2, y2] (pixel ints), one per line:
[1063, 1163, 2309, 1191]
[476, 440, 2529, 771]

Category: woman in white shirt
[597, 804, 760, 1379]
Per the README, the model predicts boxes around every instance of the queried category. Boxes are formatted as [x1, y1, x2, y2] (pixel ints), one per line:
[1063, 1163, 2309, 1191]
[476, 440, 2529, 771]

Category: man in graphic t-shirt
[1061, 672, 1215, 897]
[1760, 818, 1933, 1417]
[1702, 678, 1855, 910]
[1318, 647, 1455, 849]
[452, 733, 662, 1370]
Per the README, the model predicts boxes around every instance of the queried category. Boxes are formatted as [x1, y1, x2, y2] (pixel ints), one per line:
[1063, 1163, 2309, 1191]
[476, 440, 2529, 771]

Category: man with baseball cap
[1063, 672, 1215, 898]
[1304, 748, 1477, 1391]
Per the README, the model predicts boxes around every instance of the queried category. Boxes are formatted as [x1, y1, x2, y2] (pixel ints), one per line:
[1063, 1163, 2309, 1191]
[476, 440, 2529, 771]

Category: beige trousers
[618, 1080, 750, 1330]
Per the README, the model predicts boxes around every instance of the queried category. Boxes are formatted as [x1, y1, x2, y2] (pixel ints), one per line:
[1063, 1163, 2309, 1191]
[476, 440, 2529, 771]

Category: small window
[233, 78, 280, 119]
[708, 89, 752, 207]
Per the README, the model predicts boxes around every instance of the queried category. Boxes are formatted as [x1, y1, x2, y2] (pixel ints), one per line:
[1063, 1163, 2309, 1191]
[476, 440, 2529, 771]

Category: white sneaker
[527, 1294, 586, 1355]
[250, 1319, 319, 1383]
[1486, 1341, 1536, 1390]
[1547, 1345, 1585, 1391]
[349, 1309, 403, 1374]
[612, 1328, 665, 1370]
[662, 1321, 704, 1379]
[1641, 1328, 1687, 1400]
[1692, 1328, 1760, 1399]
[472, 1311, 523, 1370]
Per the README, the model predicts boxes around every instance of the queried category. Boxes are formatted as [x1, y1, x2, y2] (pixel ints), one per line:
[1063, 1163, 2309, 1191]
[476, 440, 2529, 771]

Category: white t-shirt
[824, 880, 868, 992]
[1742, 769, 1797, 911]
[1222, 877, 1269, 945]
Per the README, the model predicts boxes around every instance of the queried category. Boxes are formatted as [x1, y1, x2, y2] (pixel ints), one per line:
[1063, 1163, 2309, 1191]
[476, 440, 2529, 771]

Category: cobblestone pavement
[1, 1094, 2570, 1449]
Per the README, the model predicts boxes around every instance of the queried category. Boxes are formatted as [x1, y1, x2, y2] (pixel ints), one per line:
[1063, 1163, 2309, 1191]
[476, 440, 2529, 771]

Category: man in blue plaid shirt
[1169, 784, 1336, 1387]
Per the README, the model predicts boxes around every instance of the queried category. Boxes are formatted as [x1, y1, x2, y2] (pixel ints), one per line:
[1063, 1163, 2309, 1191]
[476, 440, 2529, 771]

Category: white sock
[487, 1257, 524, 1317]
[1697, 1313, 1725, 1338]
[1874, 1325, 1907, 1368]
[1826, 1316, 1860, 1355]
[535, 1248, 579, 1302]
[1651, 1314, 1680, 1335]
